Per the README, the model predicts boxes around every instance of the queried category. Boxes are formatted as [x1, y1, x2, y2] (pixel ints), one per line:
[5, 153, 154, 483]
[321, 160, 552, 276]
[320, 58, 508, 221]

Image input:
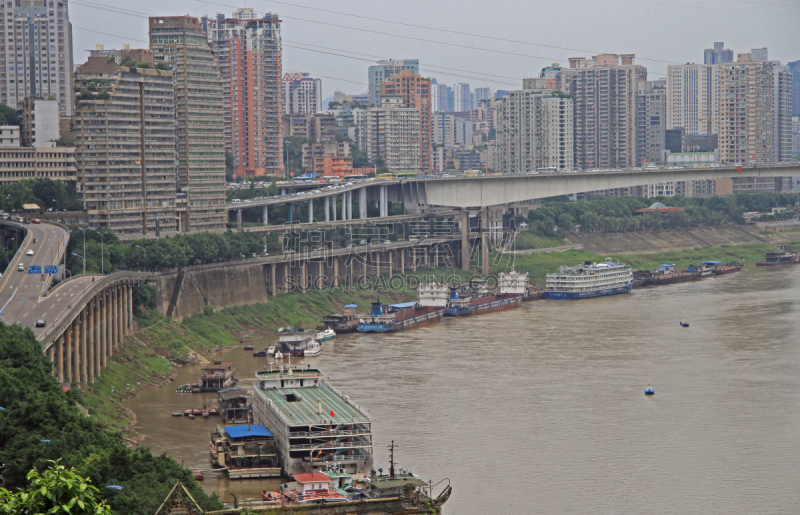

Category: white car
[26, 249, 34, 256]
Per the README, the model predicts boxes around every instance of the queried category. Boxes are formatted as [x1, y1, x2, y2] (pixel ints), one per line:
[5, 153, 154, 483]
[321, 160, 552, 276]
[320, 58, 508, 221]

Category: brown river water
[126, 266, 800, 514]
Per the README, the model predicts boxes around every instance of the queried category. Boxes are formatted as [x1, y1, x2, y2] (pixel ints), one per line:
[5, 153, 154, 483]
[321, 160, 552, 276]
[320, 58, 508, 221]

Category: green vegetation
[283, 135, 307, 178]
[225, 150, 235, 182]
[0, 323, 222, 514]
[524, 193, 799, 238]
[510, 231, 565, 251]
[2, 178, 83, 213]
[0, 104, 20, 126]
[0, 461, 111, 515]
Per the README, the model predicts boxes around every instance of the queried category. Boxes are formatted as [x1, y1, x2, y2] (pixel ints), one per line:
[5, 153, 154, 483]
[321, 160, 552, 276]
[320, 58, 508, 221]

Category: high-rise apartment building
[792, 116, 800, 156]
[496, 80, 574, 173]
[666, 64, 719, 135]
[431, 81, 451, 113]
[751, 47, 768, 62]
[204, 9, 283, 178]
[717, 54, 775, 164]
[432, 112, 473, 148]
[473, 87, 491, 105]
[558, 53, 646, 169]
[788, 61, 800, 116]
[357, 97, 421, 172]
[774, 65, 794, 163]
[453, 83, 472, 112]
[282, 72, 321, 114]
[381, 70, 432, 171]
[150, 16, 226, 233]
[636, 81, 666, 165]
[367, 59, 418, 106]
[88, 44, 153, 65]
[704, 42, 734, 65]
[73, 58, 177, 238]
[0, 0, 73, 116]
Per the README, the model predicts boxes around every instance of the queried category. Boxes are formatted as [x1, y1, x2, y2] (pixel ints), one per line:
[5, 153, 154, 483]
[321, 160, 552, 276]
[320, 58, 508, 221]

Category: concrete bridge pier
[333, 257, 339, 287]
[270, 263, 277, 296]
[324, 196, 330, 222]
[80, 306, 87, 383]
[236, 209, 242, 231]
[359, 188, 366, 219]
[288, 203, 293, 223]
[481, 208, 489, 276]
[93, 298, 101, 379]
[55, 335, 64, 381]
[379, 186, 387, 217]
[308, 201, 313, 224]
[331, 197, 337, 222]
[341, 193, 346, 221]
[347, 191, 353, 220]
[262, 205, 268, 226]
[461, 210, 470, 271]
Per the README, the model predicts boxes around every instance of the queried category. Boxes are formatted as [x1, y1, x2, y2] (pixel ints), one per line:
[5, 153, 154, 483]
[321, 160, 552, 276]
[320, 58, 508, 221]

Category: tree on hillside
[225, 151, 235, 182]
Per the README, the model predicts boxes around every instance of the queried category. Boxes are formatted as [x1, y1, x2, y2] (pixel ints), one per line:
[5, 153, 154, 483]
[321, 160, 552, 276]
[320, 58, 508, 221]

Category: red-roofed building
[633, 202, 686, 215]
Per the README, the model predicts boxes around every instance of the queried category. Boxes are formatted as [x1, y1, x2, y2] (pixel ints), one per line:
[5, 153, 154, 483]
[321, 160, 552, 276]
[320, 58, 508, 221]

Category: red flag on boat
[330, 410, 335, 417]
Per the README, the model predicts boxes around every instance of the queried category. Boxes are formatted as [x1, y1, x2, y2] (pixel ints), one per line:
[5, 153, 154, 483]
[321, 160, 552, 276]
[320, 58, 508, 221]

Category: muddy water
[126, 266, 800, 513]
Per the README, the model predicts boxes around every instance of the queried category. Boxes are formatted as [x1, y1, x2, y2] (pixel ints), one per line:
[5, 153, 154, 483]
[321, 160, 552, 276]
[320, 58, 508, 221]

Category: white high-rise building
[357, 97, 420, 172]
[431, 82, 450, 113]
[774, 65, 794, 163]
[0, 0, 73, 116]
[453, 83, 472, 112]
[282, 73, 321, 114]
[793, 116, 800, 156]
[751, 47, 768, 62]
[496, 85, 573, 173]
[666, 64, 719, 135]
[432, 113, 472, 148]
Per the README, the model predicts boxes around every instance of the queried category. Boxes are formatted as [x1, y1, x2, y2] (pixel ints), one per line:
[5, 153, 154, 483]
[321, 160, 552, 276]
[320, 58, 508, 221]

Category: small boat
[171, 412, 183, 417]
[187, 413, 195, 420]
[193, 471, 204, 481]
[680, 319, 689, 327]
[267, 345, 276, 356]
[243, 345, 255, 351]
[253, 348, 270, 357]
[304, 340, 322, 357]
[645, 385, 655, 396]
[274, 351, 284, 360]
[315, 328, 336, 341]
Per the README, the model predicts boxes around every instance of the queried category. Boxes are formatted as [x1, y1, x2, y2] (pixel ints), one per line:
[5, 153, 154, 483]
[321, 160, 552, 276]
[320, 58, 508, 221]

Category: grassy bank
[80, 266, 475, 429]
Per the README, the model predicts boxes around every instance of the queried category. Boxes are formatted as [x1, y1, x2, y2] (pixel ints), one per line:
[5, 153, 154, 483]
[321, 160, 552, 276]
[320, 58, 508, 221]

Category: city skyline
[70, 0, 799, 99]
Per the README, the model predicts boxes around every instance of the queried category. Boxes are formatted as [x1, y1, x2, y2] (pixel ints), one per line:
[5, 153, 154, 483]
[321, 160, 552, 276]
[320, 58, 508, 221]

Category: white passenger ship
[545, 258, 633, 299]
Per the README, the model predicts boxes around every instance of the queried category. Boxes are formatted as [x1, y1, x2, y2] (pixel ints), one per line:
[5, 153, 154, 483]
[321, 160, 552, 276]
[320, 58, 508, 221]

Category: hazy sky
[72, 0, 799, 99]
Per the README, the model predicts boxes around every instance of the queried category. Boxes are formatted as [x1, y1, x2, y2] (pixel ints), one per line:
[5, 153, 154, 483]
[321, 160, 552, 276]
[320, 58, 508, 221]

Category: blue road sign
[44, 266, 57, 274]
[28, 266, 41, 274]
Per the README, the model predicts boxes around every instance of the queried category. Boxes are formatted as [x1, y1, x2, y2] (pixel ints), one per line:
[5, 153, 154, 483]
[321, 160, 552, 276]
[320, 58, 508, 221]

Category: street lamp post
[134, 245, 146, 270]
[71, 253, 85, 276]
[75, 228, 86, 275]
[52, 198, 59, 212]
[90, 229, 105, 275]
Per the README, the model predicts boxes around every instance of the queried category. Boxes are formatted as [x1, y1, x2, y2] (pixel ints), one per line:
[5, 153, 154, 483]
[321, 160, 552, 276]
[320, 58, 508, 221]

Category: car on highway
[32, 218, 41, 224]
[35, 319, 45, 327]
[26, 249, 33, 256]
[17, 264, 24, 272]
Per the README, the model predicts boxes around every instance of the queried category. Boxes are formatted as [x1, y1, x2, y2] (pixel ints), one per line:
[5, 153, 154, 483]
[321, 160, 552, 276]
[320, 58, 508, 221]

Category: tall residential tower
[0, 0, 73, 116]
[150, 16, 226, 232]
[204, 9, 283, 178]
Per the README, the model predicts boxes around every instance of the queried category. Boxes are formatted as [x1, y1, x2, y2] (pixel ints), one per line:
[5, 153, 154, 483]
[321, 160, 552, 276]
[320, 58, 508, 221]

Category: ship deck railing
[290, 440, 373, 451]
[289, 428, 372, 438]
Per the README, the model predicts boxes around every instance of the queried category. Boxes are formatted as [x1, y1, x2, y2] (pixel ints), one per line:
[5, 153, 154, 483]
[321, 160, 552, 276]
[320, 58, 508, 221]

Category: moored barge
[755, 251, 800, 266]
[320, 305, 360, 333]
[358, 283, 448, 333]
[444, 271, 529, 316]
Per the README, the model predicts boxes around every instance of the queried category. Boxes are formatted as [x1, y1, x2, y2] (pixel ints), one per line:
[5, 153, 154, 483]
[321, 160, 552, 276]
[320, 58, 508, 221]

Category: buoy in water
[645, 385, 655, 396]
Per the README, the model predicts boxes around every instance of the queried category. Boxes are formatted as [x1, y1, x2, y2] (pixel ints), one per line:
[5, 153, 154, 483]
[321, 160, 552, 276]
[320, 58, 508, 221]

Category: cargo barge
[755, 251, 799, 266]
[319, 305, 360, 333]
[445, 271, 529, 316]
[358, 302, 444, 332]
[633, 264, 702, 288]
[546, 258, 633, 300]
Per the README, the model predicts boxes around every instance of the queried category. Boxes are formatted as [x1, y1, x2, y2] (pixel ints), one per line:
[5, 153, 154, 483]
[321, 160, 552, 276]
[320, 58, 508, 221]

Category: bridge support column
[308, 201, 313, 224]
[116, 286, 122, 347]
[68, 319, 77, 382]
[380, 186, 387, 217]
[481, 208, 489, 276]
[333, 258, 339, 287]
[64, 322, 72, 382]
[461, 209, 469, 271]
[341, 193, 346, 221]
[288, 203, 293, 223]
[324, 196, 329, 222]
[236, 209, 242, 231]
[270, 264, 277, 296]
[423, 247, 428, 267]
[80, 305, 88, 383]
[375, 253, 380, 278]
[331, 197, 336, 221]
[434, 245, 439, 268]
[300, 262, 307, 293]
[56, 335, 64, 382]
[412, 247, 417, 272]
[93, 298, 101, 378]
[128, 283, 133, 331]
[388, 252, 393, 278]
[110, 287, 117, 351]
[359, 188, 366, 219]
[400, 249, 405, 273]
[102, 290, 110, 363]
[262, 205, 269, 226]
[347, 191, 352, 220]
[317, 261, 324, 289]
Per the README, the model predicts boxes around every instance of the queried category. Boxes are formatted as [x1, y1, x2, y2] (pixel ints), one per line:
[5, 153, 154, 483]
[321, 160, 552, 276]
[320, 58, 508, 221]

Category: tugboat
[304, 340, 322, 357]
[315, 328, 336, 342]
